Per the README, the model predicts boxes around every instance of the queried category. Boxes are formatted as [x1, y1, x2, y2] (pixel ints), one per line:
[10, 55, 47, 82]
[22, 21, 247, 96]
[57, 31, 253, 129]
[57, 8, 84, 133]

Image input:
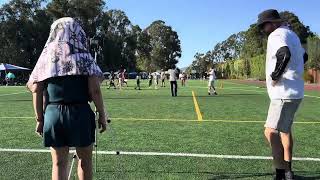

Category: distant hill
[179, 67, 188, 72]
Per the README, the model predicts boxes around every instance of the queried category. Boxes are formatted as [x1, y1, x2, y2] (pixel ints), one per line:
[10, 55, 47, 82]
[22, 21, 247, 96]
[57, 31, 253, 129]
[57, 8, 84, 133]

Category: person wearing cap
[257, 9, 308, 180]
[27, 17, 108, 180]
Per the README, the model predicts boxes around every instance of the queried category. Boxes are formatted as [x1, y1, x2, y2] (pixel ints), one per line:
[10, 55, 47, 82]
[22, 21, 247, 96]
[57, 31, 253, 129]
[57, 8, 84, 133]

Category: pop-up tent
[0, 63, 31, 71]
[0, 63, 31, 84]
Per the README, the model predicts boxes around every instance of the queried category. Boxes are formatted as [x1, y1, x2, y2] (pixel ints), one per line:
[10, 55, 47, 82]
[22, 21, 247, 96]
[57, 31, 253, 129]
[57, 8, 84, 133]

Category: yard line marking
[188, 86, 260, 90]
[222, 81, 320, 99]
[0, 116, 319, 124]
[0, 91, 28, 97]
[304, 94, 320, 99]
[223, 81, 259, 88]
[1, 148, 320, 162]
[112, 118, 320, 124]
[113, 118, 265, 123]
[224, 88, 320, 99]
[194, 85, 318, 99]
[192, 91, 203, 121]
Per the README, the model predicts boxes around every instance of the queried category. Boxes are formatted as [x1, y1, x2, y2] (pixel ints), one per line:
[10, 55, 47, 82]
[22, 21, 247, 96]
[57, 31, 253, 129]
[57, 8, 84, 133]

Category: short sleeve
[268, 33, 288, 52]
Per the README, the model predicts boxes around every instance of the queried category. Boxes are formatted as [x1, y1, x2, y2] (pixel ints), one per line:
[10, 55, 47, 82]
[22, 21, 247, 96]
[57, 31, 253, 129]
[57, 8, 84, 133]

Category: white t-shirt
[266, 26, 305, 100]
[153, 72, 160, 80]
[161, 72, 165, 79]
[208, 69, 216, 82]
[168, 69, 178, 81]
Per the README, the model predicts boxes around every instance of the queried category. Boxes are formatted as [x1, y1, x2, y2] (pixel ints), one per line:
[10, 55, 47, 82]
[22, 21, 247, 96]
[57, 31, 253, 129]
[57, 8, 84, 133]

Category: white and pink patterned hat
[28, 17, 103, 85]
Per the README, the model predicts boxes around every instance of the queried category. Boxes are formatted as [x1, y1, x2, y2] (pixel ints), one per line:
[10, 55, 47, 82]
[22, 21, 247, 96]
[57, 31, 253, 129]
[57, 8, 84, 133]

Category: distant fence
[308, 68, 320, 84]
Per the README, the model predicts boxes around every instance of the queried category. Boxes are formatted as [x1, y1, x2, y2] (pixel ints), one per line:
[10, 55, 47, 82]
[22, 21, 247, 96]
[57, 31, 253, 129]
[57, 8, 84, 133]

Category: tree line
[0, 0, 182, 72]
[187, 11, 320, 81]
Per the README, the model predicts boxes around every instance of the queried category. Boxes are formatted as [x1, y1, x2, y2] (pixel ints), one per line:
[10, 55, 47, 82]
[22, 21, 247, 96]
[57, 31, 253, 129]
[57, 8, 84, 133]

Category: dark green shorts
[43, 104, 96, 147]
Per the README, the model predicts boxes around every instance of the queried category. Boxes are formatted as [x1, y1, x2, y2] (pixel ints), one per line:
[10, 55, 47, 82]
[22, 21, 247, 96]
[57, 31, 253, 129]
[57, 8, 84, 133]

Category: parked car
[140, 72, 148, 79]
[103, 72, 111, 79]
[128, 72, 137, 79]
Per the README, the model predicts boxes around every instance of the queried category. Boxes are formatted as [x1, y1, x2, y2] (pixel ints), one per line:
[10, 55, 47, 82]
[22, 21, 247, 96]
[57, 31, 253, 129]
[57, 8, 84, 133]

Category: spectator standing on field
[257, 9, 308, 180]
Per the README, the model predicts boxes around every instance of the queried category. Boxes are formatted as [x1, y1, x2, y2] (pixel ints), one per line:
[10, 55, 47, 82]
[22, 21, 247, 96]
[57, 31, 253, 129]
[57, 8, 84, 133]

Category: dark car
[128, 72, 137, 79]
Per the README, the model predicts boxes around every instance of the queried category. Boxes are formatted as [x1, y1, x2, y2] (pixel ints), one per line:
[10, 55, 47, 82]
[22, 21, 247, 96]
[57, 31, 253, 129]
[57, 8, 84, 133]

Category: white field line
[0, 148, 320, 162]
[222, 87, 320, 99]
[0, 116, 319, 124]
[304, 94, 320, 99]
[222, 81, 260, 88]
[190, 85, 320, 99]
[0, 91, 28, 97]
[222, 81, 320, 99]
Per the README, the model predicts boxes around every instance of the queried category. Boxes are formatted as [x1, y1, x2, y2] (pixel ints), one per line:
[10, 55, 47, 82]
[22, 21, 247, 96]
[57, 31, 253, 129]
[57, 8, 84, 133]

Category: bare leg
[280, 132, 293, 170]
[264, 128, 286, 169]
[51, 147, 69, 180]
[76, 145, 93, 180]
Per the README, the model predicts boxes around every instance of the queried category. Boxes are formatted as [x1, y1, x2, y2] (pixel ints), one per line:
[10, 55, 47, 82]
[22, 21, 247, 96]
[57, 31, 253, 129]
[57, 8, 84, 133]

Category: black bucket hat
[257, 9, 283, 27]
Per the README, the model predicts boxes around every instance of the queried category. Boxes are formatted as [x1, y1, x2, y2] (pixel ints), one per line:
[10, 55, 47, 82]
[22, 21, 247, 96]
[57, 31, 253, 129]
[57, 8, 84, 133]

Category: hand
[98, 115, 107, 133]
[271, 80, 278, 87]
[35, 121, 44, 137]
[26, 82, 34, 93]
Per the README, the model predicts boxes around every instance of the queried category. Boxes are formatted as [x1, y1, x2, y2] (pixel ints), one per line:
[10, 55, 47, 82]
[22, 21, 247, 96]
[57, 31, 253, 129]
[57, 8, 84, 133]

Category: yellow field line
[192, 91, 203, 121]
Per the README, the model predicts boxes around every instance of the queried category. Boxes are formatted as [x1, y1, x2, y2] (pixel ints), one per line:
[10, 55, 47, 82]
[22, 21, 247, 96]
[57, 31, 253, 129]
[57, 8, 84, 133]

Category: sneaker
[274, 169, 285, 180]
[208, 92, 211, 95]
[284, 171, 294, 180]
[214, 92, 218, 95]
[274, 175, 284, 180]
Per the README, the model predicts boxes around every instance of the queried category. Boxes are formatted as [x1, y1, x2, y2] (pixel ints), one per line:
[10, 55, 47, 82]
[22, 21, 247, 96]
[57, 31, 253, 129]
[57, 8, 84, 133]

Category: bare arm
[28, 82, 45, 136]
[88, 76, 107, 133]
[30, 83, 45, 122]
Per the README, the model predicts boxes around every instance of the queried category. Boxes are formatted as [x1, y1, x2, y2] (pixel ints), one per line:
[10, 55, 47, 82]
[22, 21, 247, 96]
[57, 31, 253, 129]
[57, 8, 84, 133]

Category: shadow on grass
[95, 170, 272, 179]
[294, 172, 320, 180]
[94, 170, 320, 179]
[208, 171, 320, 180]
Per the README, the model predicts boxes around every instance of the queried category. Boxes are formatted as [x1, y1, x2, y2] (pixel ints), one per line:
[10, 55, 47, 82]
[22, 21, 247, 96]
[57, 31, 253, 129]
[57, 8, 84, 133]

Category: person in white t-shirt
[180, 72, 187, 87]
[208, 67, 218, 95]
[160, 70, 166, 87]
[257, 9, 308, 179]
[153, 72, 160, 89]
[168, 66, 178, 97]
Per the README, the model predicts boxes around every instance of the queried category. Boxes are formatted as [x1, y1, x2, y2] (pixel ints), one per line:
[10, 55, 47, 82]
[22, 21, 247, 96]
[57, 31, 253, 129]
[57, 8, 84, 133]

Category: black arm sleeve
[270, 46, 291, 81]
[303, 52, 308, 64]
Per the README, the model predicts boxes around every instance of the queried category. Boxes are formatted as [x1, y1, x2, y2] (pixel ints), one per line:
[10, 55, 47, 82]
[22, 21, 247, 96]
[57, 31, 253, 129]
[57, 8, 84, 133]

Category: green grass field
[0, 80, 319, 180]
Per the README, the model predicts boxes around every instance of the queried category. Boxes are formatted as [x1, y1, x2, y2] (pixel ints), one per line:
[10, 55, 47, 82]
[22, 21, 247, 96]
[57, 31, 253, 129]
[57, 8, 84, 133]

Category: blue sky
[1, 0, 320, 68]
